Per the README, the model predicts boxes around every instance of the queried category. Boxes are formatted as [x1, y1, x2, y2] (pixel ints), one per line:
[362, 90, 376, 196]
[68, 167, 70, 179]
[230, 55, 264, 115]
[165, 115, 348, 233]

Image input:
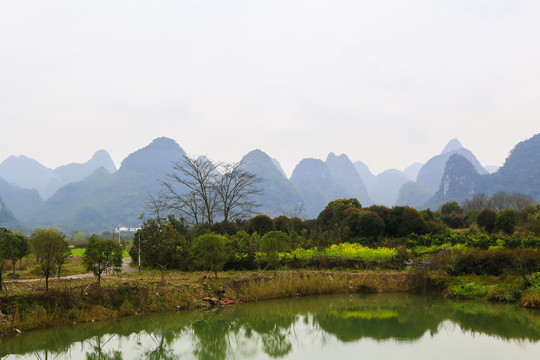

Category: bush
[192, 234, 228, 276]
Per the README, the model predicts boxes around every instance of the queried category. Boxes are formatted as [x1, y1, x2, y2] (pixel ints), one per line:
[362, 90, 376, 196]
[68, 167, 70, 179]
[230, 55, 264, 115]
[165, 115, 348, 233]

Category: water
[1, 294, 539, 359]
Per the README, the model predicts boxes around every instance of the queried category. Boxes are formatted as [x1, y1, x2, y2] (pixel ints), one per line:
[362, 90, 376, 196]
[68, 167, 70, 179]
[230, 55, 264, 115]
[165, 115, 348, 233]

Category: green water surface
[1, 294, 539, 359]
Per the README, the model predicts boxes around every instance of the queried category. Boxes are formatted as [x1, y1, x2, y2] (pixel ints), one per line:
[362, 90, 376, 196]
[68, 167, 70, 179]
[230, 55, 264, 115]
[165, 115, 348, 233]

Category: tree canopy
[83, 235, 123, 285]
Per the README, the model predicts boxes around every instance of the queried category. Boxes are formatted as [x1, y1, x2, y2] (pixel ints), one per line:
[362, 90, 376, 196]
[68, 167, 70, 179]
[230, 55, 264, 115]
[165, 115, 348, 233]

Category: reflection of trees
[261, 329, 292, 358]
[84, 334, 123, 360]
[314, 305, 440, 342]
[143, 329, 179, 360]
[191, 319, 231, 360]
[5, 294, 540, 359]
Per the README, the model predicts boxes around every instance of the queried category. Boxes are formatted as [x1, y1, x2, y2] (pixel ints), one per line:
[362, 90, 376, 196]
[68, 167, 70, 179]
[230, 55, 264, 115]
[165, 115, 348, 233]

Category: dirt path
[5, 257, 138, 284]
[122, 257, 138, 273]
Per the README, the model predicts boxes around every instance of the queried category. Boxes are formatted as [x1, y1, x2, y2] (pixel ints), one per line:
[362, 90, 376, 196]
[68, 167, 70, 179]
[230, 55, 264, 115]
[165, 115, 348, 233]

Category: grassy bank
[0, 270, 428, 337]
[0, 269, 538, 337]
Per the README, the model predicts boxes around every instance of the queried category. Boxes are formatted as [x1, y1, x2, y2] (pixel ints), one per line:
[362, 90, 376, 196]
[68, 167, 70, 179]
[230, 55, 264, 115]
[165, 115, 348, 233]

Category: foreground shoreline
[0, 269, 539, 337]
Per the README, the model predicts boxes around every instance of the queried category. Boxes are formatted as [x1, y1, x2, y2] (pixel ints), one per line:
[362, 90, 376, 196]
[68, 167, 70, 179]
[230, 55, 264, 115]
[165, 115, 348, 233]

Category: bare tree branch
[159, 155, 261, 225]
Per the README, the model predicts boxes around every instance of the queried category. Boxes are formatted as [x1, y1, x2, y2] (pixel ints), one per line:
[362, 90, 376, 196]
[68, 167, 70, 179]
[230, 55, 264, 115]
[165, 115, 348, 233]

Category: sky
[1, 0, 539, 177]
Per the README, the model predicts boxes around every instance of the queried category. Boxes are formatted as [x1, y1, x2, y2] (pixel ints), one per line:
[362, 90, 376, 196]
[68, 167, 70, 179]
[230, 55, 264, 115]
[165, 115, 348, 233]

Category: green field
[71, 248, 130, 258]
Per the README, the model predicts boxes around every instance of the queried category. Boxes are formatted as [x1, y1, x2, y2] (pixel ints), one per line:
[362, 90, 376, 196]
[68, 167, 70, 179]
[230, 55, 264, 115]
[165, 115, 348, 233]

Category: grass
[447, 275, 525, 303]
[70, 248, 130, 258]
[2, 263, 540, 336]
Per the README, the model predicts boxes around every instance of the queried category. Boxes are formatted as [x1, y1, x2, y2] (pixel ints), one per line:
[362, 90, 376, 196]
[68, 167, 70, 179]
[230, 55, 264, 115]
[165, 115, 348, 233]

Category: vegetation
[1, 195, 540, 337]
[160, 154, 262, 225]
[83, 235, 123, 285]
[30, 228, 70, 291]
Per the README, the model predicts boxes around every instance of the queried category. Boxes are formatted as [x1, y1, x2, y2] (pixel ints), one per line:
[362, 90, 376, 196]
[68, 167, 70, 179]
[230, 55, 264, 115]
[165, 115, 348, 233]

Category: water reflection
[2, 294, 539, 359]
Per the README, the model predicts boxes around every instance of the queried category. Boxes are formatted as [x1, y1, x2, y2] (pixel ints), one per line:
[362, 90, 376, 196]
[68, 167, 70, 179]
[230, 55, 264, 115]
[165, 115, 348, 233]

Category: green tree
[496, 209, 517, 235]
[316, 198, 362, 243]
[440, 201, 463, 215]
[383, 206, 429, 237]
[0, 232, 10, 291]
[1, 232, 29, 274]
[192, 233, 227, 277]
[260, 231, 290, 269]
[477, 208, 497, 234]
[30, 228, 70, 291]
[273, 216, 291, 234]
[131, 217, 187, 281]
[248, 215, 274, 235]
[356, 210, 385, 238]
[71, 231, 87, 246]
[83, 235, 123, 285]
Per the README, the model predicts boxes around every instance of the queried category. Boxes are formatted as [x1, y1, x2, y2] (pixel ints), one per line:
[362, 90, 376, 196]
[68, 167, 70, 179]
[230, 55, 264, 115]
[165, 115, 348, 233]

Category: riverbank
[0, 269, 538, 337]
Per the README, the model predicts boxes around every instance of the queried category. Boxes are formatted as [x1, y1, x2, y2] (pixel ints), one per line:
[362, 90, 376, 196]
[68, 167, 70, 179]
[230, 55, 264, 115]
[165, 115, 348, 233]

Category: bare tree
[463, 192, 533, 213]
[160, 155, 261, 225]
[160, 155, 218, 225]
[462, 194, 489, 213]
[213, 161, 262, 222]
[145, 192, 169, 221]
[488, 192, 533, 212]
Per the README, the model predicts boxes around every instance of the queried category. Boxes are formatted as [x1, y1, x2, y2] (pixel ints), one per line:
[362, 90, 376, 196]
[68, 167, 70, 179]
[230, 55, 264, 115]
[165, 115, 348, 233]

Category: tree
[355, 210, 385, 238]
[489, 192, 533, 211]
[161, 155, 218, 225]
[440, 201, 462, 215]
[260, 231, 290, 269]
[161, 155, 261, 225]
[83, 235, 123, 285]
[192, 233, 227, 277]
[477, 208, 497, 234]
[273, 216, 290, 234]
[462, 194, 489, 213]
[496, 209, 517, 235]
[248, 215, 274, 235]
[213, 161, 262, 222]
[0, 232, 10, 291]
[383, 206, 429, 237]
[30, 228, 70, 291]
[316, 198, 363, 242]
[131, 216, 187, 281]
[440, 201, 465, 229]
[1, 232, 28, 274]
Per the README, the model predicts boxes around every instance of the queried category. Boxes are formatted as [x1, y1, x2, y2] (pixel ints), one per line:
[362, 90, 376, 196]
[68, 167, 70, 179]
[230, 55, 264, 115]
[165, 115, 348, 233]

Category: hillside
[290, 158, 343, 218]
[430, 133, 540, 206]
[426, 154, 483, 209]
[0, 197, 24, 230]
[0, 155, 53, 198]
[0, 150, 117, 199]
[368, 169, 409, 206]
[416, 139, 487, 193]
[485, 133, 540, 201]
[325, 153, 372, 206]
[240, 150, 305, 218]
[30, 137, 185, 232]
[0, 177, 43, 222]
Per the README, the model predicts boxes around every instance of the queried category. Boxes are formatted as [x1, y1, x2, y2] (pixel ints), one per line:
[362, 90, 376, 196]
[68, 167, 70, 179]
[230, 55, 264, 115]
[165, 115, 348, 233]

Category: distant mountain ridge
[0, 197, 23, 229]
[290, 158, 343, 218]
[240, 149, 305, 218]
[325, 153, 372, 206]
[30, 138, 184, 232]
[0, 177, 43, 222]
[426, 133, 540, 208]
[0, 150, 117, 199]
[416, 139, 487, 193]
[1, 134, 537, 232]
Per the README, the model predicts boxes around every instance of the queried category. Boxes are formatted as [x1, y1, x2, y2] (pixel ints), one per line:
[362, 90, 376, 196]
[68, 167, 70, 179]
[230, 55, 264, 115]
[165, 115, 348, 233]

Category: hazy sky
[1, 0, 539, 176]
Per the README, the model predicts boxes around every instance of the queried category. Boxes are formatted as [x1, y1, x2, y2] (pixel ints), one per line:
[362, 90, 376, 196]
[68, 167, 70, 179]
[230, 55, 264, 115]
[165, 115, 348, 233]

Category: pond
[1, 294, 539, 359]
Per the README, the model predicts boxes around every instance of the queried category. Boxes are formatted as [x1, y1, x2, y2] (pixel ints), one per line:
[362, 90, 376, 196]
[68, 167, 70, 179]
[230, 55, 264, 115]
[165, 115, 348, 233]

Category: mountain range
[0, 134, 538, 233]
